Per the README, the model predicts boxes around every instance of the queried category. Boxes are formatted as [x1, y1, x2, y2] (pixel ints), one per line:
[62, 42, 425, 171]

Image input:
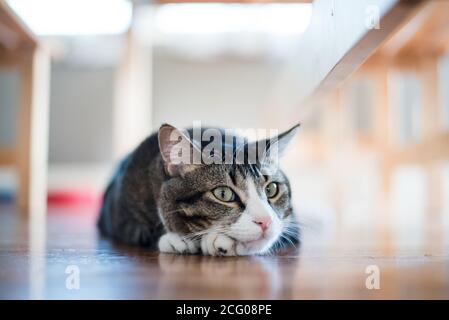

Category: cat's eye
[265, 182, 279, 199]
[212, 186, 236, 202]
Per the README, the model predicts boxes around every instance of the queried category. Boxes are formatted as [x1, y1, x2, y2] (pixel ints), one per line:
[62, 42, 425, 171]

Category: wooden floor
[0, 203, 448, 299]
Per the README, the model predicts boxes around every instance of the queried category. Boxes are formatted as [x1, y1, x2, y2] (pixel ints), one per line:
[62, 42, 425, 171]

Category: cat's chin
[242, 234, 278, 254]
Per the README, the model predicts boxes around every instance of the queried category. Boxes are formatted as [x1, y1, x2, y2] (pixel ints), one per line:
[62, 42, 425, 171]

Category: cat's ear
[158, 124, 202, 177]
[247, 123, 300, 167]
[267, 123, 300, 157]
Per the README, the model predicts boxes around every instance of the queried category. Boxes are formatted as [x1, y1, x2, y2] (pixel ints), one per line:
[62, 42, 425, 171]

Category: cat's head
[157, 124, 299, 255]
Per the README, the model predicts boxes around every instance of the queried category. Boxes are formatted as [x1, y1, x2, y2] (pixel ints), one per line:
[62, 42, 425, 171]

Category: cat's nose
[253, 217, 271, 232]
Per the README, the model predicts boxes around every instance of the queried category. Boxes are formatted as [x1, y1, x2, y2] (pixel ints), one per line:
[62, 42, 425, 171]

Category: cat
[97, 123, 300, 256]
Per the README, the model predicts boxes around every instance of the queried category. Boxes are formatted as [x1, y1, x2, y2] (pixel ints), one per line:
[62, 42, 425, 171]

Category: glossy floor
[0, 204, 448, 299]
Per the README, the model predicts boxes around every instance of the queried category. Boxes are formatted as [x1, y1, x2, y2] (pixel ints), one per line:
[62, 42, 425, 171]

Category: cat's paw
[201, 233, 245, 256]
[158, 232, 199, 254]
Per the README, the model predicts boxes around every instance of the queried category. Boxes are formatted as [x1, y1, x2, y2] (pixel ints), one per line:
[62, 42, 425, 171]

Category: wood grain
[0, 204, 448, 299]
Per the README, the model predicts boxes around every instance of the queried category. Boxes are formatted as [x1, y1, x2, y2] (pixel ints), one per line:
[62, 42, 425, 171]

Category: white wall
[48, 63, 115, 164]
[152, 51, 293, 130]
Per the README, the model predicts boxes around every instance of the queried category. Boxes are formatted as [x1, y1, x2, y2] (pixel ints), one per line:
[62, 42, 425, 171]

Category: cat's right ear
[158, 124, 202, 177]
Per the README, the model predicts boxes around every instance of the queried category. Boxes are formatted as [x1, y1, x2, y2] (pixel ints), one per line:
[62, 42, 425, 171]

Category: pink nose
[253, 217, 271, 232]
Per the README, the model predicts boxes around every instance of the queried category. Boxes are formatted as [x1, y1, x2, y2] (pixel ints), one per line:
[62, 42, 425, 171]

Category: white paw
[158, 232, 199, 254]
[201, 233, 246, 256]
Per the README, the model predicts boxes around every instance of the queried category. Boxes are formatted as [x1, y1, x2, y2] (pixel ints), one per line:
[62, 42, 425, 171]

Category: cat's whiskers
[279, 233, 296, 248]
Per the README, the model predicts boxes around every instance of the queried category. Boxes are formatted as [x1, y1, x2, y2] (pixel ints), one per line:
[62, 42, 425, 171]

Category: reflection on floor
[0, 202, 448, 299]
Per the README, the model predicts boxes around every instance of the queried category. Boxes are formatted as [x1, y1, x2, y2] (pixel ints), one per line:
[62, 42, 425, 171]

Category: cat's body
[98, 125, 299, 255]
[98, 132, 166, 248]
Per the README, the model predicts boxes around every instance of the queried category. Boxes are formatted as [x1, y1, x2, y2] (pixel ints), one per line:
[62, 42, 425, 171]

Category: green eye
[265, 182, 279, 199]
[212, 186, 235, 202]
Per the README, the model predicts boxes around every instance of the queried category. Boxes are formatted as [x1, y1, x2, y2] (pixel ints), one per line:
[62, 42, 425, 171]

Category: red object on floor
[47, 190, 102, 206]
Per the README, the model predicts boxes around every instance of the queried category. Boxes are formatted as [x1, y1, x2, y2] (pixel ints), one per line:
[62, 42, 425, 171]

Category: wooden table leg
[16, 47, 50, 216]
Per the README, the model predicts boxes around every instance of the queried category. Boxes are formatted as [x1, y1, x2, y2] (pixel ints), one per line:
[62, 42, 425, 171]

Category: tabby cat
[98, 124, 299, 256]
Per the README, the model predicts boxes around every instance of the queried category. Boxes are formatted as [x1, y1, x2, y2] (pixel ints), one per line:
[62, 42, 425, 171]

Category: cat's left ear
[267, 123, 300, 157]
[248, 123, 300, 165]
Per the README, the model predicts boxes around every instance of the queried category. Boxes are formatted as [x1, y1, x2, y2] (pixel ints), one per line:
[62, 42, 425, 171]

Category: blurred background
[1, 0, 449, 251]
